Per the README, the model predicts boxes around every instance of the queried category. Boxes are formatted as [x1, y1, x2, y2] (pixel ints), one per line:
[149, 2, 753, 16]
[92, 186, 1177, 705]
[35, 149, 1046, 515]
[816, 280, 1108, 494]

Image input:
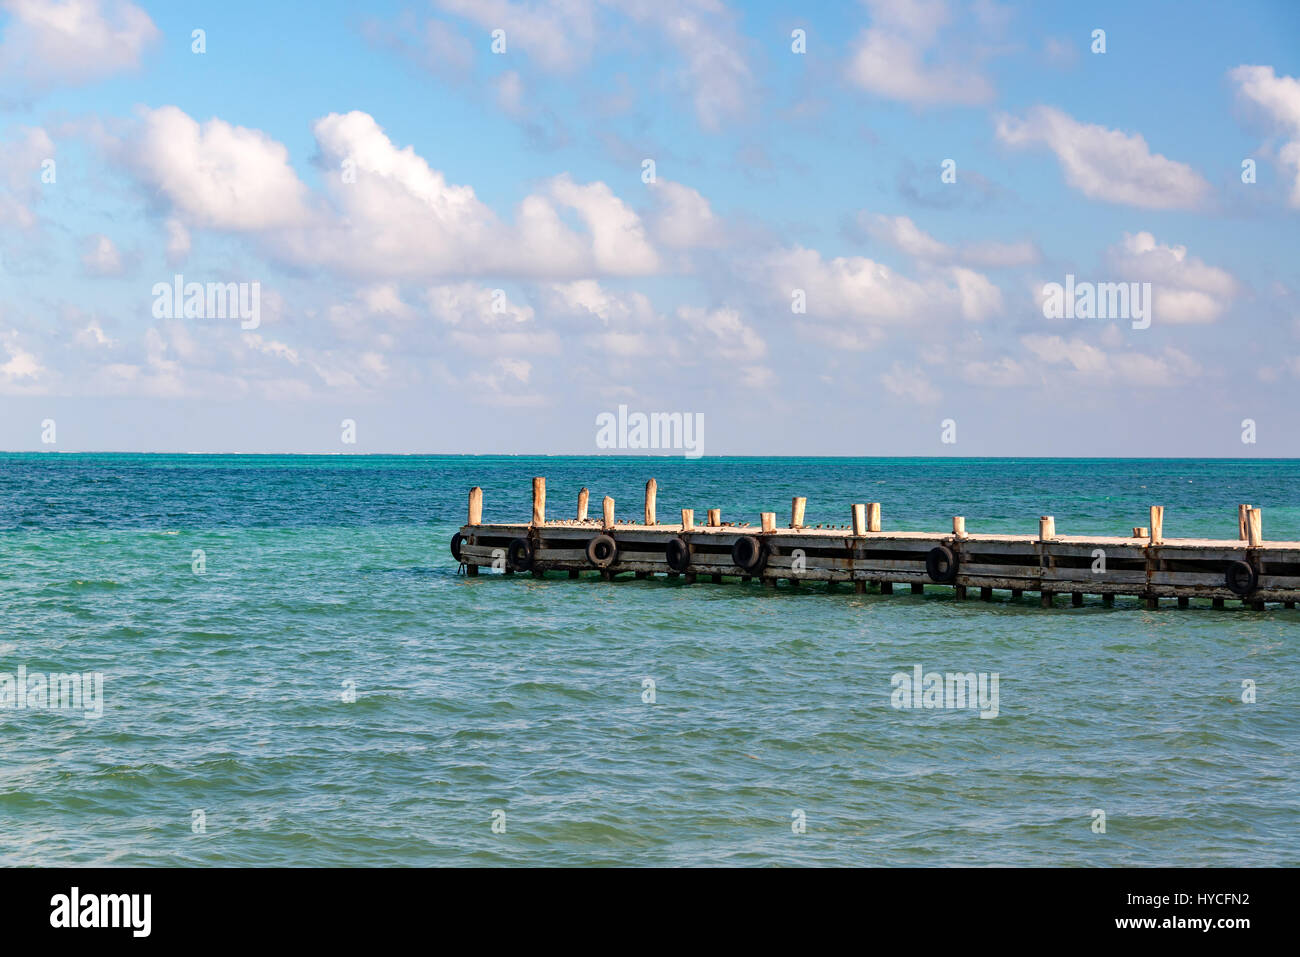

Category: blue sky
[0, 0, 1298, 454]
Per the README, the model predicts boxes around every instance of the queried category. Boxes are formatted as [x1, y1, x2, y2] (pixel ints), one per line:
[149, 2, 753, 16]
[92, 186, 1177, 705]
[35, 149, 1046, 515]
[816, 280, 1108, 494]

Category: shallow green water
[0, 455, 1295, 865]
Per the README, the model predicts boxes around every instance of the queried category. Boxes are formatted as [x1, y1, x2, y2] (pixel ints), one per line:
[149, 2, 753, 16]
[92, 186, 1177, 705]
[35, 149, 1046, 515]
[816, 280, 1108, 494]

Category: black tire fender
[506, 538, 533, 572]
[450, 532, 465, 562]
[1225, 559, 1257, 597]
[587, 534, 618, 569]
[926, 545, 958, 583]
[666, 537, 691, 572]
[732, 535, 767, 572]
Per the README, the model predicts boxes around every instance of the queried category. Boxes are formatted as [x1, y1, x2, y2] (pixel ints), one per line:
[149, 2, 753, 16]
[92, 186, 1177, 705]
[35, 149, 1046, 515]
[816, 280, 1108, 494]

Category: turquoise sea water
[0, 454, 1296, 866]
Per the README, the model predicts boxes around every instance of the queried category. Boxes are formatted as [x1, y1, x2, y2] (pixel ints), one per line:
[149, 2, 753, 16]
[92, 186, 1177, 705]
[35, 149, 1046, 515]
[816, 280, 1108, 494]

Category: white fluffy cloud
[862, 213, 1039, 268]
[996, 106, 1209, 210]
[768, 246, 1003, 344]
[0, 0, 158, 92]
[1021, 334, 1202, 387]
[117, 108, 663, 280]
[847, 0, 994, 106]
[1230, 64, 1300, 208]
[648, 180, 725, 249]
[126, 106, 313, 231]
[1106, 231, 1237, 323]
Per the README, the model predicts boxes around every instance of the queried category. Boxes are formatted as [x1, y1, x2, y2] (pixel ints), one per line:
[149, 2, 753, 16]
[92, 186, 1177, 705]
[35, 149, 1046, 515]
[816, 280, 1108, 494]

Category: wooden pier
[450, 479, 1300, 609]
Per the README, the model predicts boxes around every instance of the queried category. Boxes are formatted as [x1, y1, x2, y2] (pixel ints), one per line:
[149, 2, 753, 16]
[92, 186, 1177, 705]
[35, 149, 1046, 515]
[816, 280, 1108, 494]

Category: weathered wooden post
[791, 496, 806, 529]
[851, 504, 866, 536]
[1039, 516, 1055, 541]
[468, 486, 483, 526]
[867, 503, 881, 532]
[1132, 526, 1147, 538]
[681, 508, 695, 531]
[531, 477, 546, 526]
[644, 479, 657, 526]
[707, 508, 721, 527]
[953, 516, 966, 538]
[760, 512, 776, 533]
[1149, 506, 1163, 545]
[1247, 507, 1263, 547]
[602, 495, 615, 530]
[577, 487, 589, 522]
[1238, 504, 1253, 541]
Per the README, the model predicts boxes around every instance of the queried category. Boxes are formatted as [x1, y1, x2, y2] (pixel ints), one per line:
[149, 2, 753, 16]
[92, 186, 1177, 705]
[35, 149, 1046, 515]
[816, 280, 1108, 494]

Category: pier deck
[451, 480, 1300, 609]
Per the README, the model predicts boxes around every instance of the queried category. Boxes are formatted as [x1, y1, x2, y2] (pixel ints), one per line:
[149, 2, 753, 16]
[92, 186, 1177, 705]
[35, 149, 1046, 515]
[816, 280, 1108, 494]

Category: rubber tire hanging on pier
[1225, 559, 1257, 597]
[586, 534, 618, 569]
[507, 538, 533, 572]
[450, 532, 464, 562]
[925, 545, 958, 583]
[732, 535, 767, 573]
[666, 537, 691, 572]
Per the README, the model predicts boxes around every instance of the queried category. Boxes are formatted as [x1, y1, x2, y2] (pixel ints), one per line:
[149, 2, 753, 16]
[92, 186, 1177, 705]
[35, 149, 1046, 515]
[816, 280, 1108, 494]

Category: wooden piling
[577, 487, 589, 522]
[1247, 507, 1263, 547]
[953, 516, 966, 538]
[791, 496, 807, 529]
[468, 486, 483, 526]
[644, 479, 657, 526]
[851, 504, 866, 536]
[1040, 590, 1054, 608]
[531, 477, 546, 526]
[707, 508, 721, 528]
[911, 583, 924, 595]
[980, 587, 992, 601]
[1132, 527, 1147, 538]
[1149, 505, 1164, 545]
[867, 503, 881, 532]
[681, 508, 695, 531]
[1072, 592, 1083, 607]
[1039, 516, 1055, 541]
[761, 512, 776, 533]
[602, 495, 615, 530]
[1239, 504, 1252, 541]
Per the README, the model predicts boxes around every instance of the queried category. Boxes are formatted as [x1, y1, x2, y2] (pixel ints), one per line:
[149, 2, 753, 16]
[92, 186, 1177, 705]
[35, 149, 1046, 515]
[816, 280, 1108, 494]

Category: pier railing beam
[531, 477, 546, 526]
[791, 496, 807, 529]
[603, 495, 615, 530]
[645, 479, 657, 526]
[577, 487, 589, 522]
[468, 486, 483, 526]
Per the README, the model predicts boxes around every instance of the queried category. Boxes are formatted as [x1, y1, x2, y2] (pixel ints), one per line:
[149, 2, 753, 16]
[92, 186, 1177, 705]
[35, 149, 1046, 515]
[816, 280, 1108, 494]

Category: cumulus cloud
[847, 0, 994, 106]
[1106, 231, 1237, 323]
[0, 0, 158, 94]
[862, 213, 1040, 268]
[124, 106, 313, 231]
[678, 305, 766, 362]
[1021, 334, 1202, 387]
[765, 246, 1003, 351]
[648, 180, 725, 249]
[995, 105, 1209, 210]
[1229, 64, 1300, 208]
